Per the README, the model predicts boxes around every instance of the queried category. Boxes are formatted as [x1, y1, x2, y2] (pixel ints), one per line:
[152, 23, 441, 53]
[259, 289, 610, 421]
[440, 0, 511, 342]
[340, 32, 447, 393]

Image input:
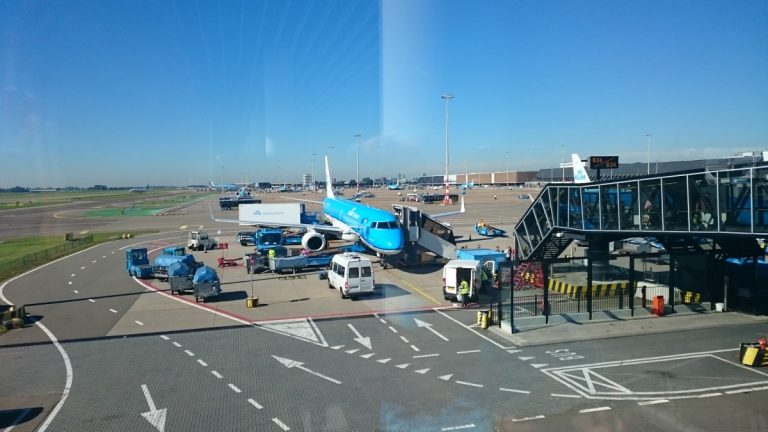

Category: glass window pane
[640, 179, 662, 231]
[753, 167, 768, 233]
[349, 267, 359, 278]
[688, 173, 717, 232]
[719, 169, 751, 232]
[618, 181, 640, 231]
[568, 187, 583, 229]
[600, 184, 619, 230]
[582, 186, 600, 230]
[662, 176, 689, 231]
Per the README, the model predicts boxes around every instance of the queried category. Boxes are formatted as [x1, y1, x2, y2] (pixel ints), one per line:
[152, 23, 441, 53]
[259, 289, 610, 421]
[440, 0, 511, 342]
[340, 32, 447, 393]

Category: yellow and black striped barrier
[740, 342, 768, 367]
[548, 279, 629, 298]
[683, 291, 702, 304]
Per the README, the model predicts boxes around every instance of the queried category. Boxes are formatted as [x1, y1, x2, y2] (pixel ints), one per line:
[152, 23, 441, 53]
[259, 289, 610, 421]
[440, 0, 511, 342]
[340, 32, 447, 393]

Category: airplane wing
[208, 205, 344, 234]
[428, 196, 466, 219]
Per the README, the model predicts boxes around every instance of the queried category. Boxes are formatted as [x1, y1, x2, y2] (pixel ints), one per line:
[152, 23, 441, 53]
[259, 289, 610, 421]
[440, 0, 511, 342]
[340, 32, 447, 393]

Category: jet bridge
[393, 204, 457, 260]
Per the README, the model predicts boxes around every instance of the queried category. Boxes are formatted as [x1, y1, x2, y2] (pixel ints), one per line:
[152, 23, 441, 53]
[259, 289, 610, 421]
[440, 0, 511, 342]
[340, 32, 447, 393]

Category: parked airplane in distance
[214, 156, 464, 255]
[556, 154, 592, 184]
[129, 187, 148, 193]
[209, 181, 241, 192]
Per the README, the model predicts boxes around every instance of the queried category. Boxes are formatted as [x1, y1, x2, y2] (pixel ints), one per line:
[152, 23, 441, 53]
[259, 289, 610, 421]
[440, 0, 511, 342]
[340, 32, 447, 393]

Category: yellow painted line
[179, 225, 188, 230]
[399, 279, 442, 306]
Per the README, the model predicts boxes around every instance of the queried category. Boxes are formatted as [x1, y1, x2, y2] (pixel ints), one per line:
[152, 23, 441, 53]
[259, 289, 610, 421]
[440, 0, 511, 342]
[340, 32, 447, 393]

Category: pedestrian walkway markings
[256, 317, 329, 347]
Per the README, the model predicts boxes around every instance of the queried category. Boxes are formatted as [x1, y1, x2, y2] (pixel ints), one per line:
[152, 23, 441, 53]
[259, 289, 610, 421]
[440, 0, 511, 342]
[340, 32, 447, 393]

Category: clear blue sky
[1, 0, 767, 187]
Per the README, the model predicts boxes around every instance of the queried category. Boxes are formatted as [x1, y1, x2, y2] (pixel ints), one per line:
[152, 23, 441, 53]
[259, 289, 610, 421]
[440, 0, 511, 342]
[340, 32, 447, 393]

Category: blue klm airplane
[214, 156, 464, 255]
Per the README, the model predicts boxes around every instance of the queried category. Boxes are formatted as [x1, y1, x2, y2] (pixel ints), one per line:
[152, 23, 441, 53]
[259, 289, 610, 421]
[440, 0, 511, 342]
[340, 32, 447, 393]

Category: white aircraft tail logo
[559, 154, 591, 184]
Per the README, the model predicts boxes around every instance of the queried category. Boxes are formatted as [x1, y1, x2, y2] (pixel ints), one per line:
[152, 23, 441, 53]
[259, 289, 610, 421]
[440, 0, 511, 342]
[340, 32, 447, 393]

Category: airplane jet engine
[301, 231, 326, 251]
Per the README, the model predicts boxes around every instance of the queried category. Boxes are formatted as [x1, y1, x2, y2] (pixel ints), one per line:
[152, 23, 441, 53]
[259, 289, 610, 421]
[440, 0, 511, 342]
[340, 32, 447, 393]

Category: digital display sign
[589, 156, 619, 169]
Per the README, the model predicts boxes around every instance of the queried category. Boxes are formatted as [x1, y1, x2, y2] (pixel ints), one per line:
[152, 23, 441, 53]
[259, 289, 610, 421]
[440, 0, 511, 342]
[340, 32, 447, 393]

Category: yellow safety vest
[459, 281, 470, 295]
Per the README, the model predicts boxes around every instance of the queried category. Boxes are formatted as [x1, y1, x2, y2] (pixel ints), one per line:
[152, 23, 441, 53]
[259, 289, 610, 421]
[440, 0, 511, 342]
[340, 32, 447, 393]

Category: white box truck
[442, 259, 481, 301]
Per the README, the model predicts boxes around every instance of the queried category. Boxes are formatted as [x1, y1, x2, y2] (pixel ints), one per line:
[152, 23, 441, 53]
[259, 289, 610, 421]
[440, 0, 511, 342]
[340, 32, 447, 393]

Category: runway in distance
[214, 156, 464, 256]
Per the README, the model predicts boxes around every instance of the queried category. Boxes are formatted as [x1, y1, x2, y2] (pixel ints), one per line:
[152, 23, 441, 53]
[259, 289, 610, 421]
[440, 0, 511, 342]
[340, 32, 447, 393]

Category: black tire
[339, 288, 347, 299]
[328, 280, 333, 289]
[194, 296, 200, 303]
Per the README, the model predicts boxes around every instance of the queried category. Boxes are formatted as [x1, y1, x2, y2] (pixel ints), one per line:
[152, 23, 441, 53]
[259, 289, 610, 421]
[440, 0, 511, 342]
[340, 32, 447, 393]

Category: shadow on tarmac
[23, 290, 157, 307]
[0, 407, 43, 429]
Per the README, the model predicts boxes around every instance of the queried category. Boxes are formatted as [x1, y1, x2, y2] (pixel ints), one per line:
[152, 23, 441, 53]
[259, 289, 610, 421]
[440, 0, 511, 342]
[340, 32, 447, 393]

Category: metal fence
[0, 235, 94, 277]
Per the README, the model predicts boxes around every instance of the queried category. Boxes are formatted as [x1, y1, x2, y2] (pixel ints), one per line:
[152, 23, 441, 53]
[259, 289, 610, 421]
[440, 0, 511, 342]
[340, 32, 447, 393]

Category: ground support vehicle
[192, 266, 221, 302]
[473, 223, 507, 237]
[219, 197, 261, 210]
[187, 231, 216, 251]
[153, 254, 197, 282]
[328, 253, 375, 299]
[245, 253, 267, 274]
[456, 248, 506, 289]
[167, 261, 194, 295]
[442, 259, 481, 301]
[236, 231, 256, 246]
[255, 229, 286, 254]
[162, 246, 186, 256]
[125, 248, 154, 278]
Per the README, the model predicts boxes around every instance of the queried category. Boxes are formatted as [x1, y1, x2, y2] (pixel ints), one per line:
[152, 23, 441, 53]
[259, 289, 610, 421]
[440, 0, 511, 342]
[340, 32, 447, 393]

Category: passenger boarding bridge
[514, 165, 768, 261]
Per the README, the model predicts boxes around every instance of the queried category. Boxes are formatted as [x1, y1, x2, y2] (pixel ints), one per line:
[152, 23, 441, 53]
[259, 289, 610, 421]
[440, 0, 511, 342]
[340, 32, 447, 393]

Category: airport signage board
[589, 156, 619, 169]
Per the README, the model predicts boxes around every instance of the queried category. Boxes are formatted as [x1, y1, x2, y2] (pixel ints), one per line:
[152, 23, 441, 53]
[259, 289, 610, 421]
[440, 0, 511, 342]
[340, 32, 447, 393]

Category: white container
[715, 302, 724, 312]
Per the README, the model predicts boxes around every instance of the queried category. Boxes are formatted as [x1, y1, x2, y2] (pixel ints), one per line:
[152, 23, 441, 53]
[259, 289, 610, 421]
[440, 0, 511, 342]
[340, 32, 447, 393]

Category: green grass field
[0, 190, 213, 211]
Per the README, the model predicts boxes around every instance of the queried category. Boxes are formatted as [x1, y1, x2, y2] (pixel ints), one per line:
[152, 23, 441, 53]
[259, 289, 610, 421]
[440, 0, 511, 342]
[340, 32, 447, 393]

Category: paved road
[2, 232, 767, 431]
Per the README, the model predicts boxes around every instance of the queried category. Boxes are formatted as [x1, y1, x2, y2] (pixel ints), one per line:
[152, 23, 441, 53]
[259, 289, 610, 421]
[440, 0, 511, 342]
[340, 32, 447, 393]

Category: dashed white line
[248, 398, 263, 409]
[698, 392, 722, 398]
[228, 383, 242, 393]
[160, 335, 170, 340]
[500, 388, 531, 394]
[211, 371, 223, 379]
[379, 318, 387, 324]
[512, 415, 545, 422]
[413, 353, 440, 359]
[330, 345, 345, 350]
[88, 299, 95, 303]
[345, 348, 359, 354]
[109, 309, 117, 313]
[455, 380, 484, 388]
[457, 349, 481, 355]
[68, 281, 72, 285]
[184, 350, 194, 357]
[395, 363, 410, 369]
[410, 345, 421, 352]
[360, 353, 375, 359]
[102, 255, 106, 258]
[80, 267, 85, 270]
[551, 393, 581, 398]
[726, 386, 768, 394]
[197, 359, 208, 367]
[638, 399, 669, 405]
[414, 368, 431, 374]
[389, 326, 398, 333]
[579, 407, 611, 414]
[172, 342, 182, 348]
[441, 424, 476, 431]
[272, 417, 290, 431]
[70, 273, 75, 278]
[72, 290, 78, 294]
[134, 320, 144, 326]
[400, 336, 409, 343]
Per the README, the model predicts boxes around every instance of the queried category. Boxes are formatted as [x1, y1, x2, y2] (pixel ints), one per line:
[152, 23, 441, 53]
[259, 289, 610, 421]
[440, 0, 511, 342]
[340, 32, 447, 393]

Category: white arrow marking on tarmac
[414, 368, 431, 374]
[360, 353, 375, 359]
[414, 318, 449, 341]
[140, 384, 167, 432]
[377, 358, 391, 364]
[347, 323, 372, 350]
[395, 363, 410, 369]
[518, 356, 535, 361]
[272, 355, 341, 384]
[506, 349, 522, 354]
[531, 363, 548, 369]
[80, 267, 85, 270]
[438, 374, 454, 381]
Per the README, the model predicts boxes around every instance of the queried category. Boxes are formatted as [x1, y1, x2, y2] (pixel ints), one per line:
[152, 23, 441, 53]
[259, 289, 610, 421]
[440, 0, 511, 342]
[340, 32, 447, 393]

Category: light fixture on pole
[354, 133, 361, 191]
[441, 93, 454, 205]
[646, 134, 652, 175]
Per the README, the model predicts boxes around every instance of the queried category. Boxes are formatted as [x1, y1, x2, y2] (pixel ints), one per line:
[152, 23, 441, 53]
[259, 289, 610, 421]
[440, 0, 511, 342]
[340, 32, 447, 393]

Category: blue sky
[1, 0, 766, 187]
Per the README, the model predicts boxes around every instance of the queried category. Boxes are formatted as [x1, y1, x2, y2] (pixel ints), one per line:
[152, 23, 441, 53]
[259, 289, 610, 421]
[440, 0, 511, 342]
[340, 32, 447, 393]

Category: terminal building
[417, 170, 538, 186]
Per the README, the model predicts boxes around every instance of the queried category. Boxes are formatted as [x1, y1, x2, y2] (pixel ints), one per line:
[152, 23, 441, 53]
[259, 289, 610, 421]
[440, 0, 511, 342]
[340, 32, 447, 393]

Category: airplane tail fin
[571, 154, 591, 183]
[325, 156, 335, 199]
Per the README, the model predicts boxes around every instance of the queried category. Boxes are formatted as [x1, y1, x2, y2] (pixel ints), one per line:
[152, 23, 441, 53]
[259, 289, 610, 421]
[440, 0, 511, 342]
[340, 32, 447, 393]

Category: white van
[442, 259, 481, 301]
[328, 253, 375, 299]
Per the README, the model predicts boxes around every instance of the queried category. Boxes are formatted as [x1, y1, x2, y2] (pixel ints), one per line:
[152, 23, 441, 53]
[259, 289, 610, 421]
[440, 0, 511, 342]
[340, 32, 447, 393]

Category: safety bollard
[476, 311, 483, 326]
[480, 312, 488, 329]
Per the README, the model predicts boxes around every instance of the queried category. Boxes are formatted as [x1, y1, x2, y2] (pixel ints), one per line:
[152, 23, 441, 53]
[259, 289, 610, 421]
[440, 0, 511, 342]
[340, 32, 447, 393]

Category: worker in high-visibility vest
[267, 248, 276, 260]
[459, 279, 470, 309]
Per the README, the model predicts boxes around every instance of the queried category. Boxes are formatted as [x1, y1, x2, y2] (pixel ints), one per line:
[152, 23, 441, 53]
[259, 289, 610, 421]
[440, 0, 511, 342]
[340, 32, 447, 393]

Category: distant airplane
[460, 181, 475, 190]
[209, 181, 240, 192]
[557, 154, 592, 184]
[129, 187, 148, 193]
[214, 156, 465, 255]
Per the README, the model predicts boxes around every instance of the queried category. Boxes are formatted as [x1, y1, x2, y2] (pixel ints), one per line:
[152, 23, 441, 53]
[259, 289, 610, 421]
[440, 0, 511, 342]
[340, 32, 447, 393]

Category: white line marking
[410, 345, 421, 352]
[102, 255, 106, 258]
[441, 424, 476, 431]
[68, 281, 72, 285]
[531, 363, 548, 369]
[345, 348, 359, 354]
[542, 348, 741, 372]
[134, 320, 144, 326]
[360, 353, 375, 359]
[91, 260, 96, 263]
[638, 399, 670, 405]
[579, 406, 611, 413]
[379, 318, 387, 324]
[726, 386, 768, 394]
[395, 363, 410, 369]
[172, 342, 182, 348]
[499, 388, 530, 394]
[109, 309, 117, 313]
[457, 350, 481, 354]
[518, 356, 535, 361]
[389, 326, 398, 333]
[506, 349, 522, 354]
[455, 380, 484, 388]
[160, 335, 169, 340]
[698, 392, 722, 398]
[435, 309, 507, 349]
[413, 353, 440, 359]
[512, 415, 545, 422]
[330, 345, 345, 350]
[197, 359, 208, 367]
[377, 358, 391, 364]
[400, 336, 409, 343]
[415, 368, 431, 374]
[88, 299, 95, 303]
[551, 393, 581, 398]
[184, 350, 194, 357]
[211, 371, 223, 379]
[70, 273, 75, 278]
[272, 418, 290, 431]
[228, 384, 242, 393]
[248, 398, 263, 409]
[80, 267, 85, 270]
[72, 289, 78, 293]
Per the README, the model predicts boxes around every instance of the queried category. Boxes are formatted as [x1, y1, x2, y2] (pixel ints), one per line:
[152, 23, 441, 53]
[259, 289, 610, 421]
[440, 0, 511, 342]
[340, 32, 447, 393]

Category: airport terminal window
[600, 184, 619, 230]
[662, 175, 689, 231]
[753, 167, 768, 232]
[688, 173, 718, 232]
[640, 179, 662, 231]
[718, 169, 752, 233]
[618, 181, 640, 231]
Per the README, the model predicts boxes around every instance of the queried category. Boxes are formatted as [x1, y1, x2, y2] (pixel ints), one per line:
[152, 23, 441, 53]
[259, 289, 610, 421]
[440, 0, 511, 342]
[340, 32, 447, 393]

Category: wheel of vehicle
[194, 296, 200, 302]
[328, 279, 333, 289]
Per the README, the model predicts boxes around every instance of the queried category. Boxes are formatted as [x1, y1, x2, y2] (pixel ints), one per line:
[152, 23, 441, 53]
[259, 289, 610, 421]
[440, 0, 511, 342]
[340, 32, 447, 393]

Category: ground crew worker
[459, 278, 470, 308]
[480, 267, 489, 290]
[267, 248, 276, 260]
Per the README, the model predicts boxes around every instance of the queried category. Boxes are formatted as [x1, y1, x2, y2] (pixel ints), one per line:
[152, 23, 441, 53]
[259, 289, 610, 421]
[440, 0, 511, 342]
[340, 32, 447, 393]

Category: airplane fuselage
[322, 197, 403, 255]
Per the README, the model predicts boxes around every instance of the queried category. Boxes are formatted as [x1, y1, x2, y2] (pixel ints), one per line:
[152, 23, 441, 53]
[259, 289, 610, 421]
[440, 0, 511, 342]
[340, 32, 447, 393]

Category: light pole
[311, 153, 316, 191]
[506, 151, 510, 188]
[354, 133, 361, 191]
[560, 145, 564, 181]
[441, 93, 454, 205]
[646, 134, 652, 175]
[328, 146, 335, 187]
